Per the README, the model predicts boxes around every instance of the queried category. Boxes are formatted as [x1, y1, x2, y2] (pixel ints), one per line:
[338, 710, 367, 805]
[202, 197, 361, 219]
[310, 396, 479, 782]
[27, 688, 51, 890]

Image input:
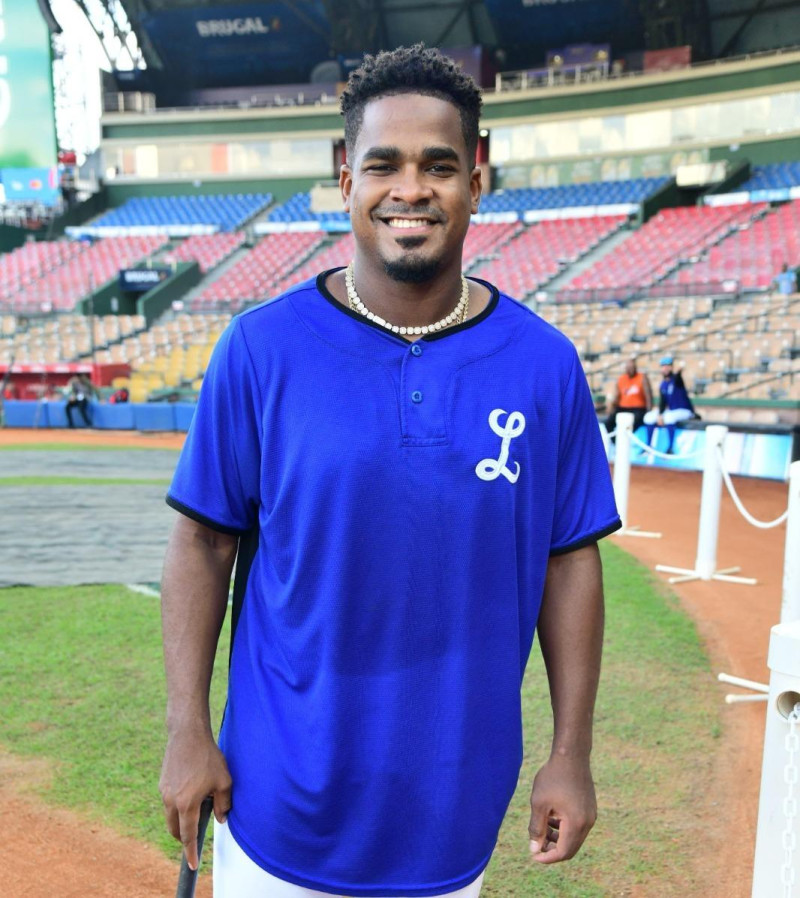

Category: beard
[382, 240, 442, 284]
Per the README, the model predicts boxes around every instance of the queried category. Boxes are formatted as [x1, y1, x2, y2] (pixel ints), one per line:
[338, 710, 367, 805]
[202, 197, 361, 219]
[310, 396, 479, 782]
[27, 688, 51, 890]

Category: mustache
[374, 206, 445, 223]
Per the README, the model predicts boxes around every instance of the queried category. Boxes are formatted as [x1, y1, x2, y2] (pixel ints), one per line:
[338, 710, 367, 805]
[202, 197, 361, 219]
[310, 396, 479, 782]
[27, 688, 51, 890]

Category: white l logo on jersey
[475, 409, 526, 483]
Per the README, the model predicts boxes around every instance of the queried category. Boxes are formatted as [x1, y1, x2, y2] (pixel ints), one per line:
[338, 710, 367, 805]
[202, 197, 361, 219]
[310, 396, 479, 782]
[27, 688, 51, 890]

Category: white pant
[643, 407, 694, 427]
[213, 820, 485, 898]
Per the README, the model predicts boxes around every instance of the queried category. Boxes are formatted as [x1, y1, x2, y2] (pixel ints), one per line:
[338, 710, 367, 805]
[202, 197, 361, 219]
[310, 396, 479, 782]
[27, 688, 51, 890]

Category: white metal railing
[493, 44, 800, 95]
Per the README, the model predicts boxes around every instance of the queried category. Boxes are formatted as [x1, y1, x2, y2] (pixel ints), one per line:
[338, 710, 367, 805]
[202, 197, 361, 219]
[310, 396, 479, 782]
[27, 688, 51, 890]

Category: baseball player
[160, 45, 621, 897]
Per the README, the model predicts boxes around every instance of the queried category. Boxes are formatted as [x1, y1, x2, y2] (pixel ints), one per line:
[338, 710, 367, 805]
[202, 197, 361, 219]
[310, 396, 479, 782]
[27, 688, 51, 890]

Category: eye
[428, 164, 456, 175]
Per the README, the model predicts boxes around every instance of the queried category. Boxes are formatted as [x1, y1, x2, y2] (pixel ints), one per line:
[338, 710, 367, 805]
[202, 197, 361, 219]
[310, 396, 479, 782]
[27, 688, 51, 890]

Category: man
[160, 45, 620, 898]
[772, 263, 797, 297]
[65, 372, 95, 428]
[604, 356, 652, 439]
[643, 355, 696, 454]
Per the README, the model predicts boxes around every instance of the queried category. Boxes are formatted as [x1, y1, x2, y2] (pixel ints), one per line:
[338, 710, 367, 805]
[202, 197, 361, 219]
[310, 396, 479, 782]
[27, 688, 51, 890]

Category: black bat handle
[175, 796, 214, 898]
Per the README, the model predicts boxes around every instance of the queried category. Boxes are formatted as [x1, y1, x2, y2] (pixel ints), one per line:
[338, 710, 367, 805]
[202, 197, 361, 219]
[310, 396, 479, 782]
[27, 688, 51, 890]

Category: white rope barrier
[629, 430, 705, 461]
[715, 445, 790, 530]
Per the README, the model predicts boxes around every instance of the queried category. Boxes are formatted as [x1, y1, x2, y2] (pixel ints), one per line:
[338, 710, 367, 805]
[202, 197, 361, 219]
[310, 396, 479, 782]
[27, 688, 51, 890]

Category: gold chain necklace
[345, 263, 469, 337]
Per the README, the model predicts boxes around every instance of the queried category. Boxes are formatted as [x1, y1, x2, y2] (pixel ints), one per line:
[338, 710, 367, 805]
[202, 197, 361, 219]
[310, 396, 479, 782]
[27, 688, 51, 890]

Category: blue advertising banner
[0, 166, 60, 205]
[142, 3, 331, 88]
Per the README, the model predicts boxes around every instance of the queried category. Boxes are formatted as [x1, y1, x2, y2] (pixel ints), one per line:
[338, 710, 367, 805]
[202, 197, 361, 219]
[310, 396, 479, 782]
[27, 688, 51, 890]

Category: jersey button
[411, 344, 423, 356]
[411, 390, 423, 403]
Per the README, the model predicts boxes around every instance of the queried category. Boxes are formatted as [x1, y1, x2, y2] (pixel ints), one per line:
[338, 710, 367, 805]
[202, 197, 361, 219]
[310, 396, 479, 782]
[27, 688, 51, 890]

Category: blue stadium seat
[478, 177, 668, 214]
[739, 162, 800, 193]
[91, 193, 273, 232]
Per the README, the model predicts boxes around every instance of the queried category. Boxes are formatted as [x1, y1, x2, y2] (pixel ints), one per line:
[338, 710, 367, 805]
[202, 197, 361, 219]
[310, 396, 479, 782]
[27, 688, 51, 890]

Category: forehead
[354, 93, 467, 161]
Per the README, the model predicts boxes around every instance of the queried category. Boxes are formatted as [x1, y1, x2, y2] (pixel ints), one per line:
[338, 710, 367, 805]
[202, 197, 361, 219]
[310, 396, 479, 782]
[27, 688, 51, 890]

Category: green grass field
[0, 543, 719, 896]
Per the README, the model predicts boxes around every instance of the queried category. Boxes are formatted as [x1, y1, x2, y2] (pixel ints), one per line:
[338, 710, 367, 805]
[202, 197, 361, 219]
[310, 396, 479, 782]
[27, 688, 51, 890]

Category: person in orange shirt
[605, 356, 652, 438]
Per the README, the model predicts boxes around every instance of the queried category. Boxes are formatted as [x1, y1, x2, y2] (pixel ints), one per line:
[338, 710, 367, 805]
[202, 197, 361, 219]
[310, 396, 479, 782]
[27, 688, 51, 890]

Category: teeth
[387, 218, 431, 229]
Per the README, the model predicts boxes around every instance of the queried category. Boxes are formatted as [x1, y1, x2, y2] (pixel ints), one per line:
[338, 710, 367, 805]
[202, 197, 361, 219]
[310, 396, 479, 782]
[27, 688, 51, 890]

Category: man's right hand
[159, 729, 232, 870]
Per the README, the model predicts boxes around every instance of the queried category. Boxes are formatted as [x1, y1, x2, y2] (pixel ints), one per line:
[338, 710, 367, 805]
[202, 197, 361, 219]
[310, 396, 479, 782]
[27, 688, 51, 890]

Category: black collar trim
[315, 267, 499, 343]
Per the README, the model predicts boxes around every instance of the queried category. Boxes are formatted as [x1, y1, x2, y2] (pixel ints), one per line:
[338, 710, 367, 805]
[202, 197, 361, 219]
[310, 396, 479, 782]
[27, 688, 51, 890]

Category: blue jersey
[775, 270, 796, 295]
[168, 272, 620, 896]
[659, 372, 694, 414]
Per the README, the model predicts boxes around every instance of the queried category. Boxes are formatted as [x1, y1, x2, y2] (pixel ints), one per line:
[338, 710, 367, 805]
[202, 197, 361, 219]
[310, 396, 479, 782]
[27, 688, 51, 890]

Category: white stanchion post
[751, 620, 800, 898]
[613, 412, 633, 530]
[781, 461, 800, 624]
[695, 424, 727, 580]
[612, 412, 662, 539]
[655, 424, 755, 584]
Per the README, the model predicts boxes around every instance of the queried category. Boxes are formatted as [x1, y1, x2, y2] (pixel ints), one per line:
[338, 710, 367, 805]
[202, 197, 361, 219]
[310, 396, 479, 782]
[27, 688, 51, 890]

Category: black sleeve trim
[165, 494, 247, 536]
[549, 518, 623, 556]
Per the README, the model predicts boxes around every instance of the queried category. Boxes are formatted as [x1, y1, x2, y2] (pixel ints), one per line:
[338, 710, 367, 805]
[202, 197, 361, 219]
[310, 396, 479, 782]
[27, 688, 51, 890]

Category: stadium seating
[271, 232, 355, 295]
[477, 177, 668, 214]
[0, 314, 145, 366]
[89, 194, 272, 232]
[0, 241, 86, 304]
[8, 236, 168, 313]
[470, 216, 626, 297]
[192, 231, 326, 309]
[462, 222, 523, 264]
[666, 199, 800, 290]
[562, 203, 765, 298]
[265, 193, 349, 226]
[551, 291, 800, 404]
[268, 223, 523, 296]
[738, 162, 800, 193]
[161, 232, 246, 273]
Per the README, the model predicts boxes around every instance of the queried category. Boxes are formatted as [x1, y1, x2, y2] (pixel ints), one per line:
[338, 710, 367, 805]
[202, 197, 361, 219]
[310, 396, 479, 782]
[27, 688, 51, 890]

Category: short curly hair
[340, 44, 483, 165]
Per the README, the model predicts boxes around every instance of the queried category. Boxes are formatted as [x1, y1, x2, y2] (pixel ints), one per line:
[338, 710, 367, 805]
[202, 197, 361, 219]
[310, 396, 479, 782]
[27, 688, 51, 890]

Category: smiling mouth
[384, 217, 437, 229]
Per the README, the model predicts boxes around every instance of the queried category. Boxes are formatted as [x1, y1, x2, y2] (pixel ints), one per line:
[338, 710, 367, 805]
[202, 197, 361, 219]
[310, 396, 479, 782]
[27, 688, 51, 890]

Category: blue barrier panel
[4, 399, 198, 432]
[173, 403, 196, 432]
[603, 422, 792, 480]
[47, 401, 72, 429]
[93, 403, 136, 430]
[3, 400, 43, 427]
[133, 403, 177, 431]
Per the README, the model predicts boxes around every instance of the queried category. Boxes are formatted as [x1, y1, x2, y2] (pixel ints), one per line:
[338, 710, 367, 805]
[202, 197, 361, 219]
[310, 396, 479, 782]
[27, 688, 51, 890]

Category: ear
[469, 165, 482, 215]
[340, 164, 353, 212]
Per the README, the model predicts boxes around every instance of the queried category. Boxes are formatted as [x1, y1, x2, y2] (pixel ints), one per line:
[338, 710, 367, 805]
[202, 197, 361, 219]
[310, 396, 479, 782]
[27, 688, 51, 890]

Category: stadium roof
[66, 0, 499, 72]
[45, 0, 800, 95]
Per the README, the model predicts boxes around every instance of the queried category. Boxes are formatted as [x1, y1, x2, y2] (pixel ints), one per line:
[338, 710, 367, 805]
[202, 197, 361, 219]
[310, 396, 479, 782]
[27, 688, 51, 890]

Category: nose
[389, 165, 434, 204]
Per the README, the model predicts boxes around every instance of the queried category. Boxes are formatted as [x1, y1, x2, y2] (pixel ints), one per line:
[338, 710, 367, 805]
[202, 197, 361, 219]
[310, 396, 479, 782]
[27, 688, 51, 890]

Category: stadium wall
[100, 52, 800, 143]
[76, 261, 201, 326]
[481, 52, 800, 120]
[98, 50, 800, 197]
[104, 177, 317, 206]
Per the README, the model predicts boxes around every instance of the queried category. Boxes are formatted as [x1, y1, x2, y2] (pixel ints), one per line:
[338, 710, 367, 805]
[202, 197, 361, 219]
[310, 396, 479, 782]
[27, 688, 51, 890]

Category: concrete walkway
[0, 449, 181, 587]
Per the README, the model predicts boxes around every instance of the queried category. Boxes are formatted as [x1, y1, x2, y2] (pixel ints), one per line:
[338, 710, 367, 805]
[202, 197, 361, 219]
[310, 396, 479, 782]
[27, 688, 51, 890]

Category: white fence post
[611, 412, 661, 539]
[613, 412, 633, 530]
[695, 424, 727, 579]
[655, 424, 753, 583]
[752, 620, 800, 897]
[781, 461, 800, 624]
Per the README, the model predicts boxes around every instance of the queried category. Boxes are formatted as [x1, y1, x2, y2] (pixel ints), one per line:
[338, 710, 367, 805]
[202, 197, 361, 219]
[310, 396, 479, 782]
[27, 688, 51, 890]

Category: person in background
[643, 356, 696, 454]
[604, 356, 652, 440]
[772, 263, 797, 297]
[65, 372, 96, 428]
